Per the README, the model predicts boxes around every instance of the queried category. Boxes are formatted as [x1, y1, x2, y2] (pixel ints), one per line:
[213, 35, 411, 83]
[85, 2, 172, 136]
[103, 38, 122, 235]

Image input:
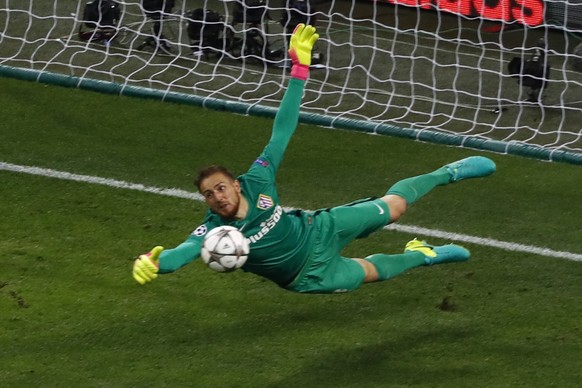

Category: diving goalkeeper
[133, 24, 496, 293]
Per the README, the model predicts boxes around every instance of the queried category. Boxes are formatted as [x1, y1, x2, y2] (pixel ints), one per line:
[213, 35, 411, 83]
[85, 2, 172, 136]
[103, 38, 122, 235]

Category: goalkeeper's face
[199, 172, 242, 220]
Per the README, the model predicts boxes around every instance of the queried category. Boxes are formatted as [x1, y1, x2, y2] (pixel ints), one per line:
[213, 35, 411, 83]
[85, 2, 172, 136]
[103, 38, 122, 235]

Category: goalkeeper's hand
[289, 23, 319, 80]
[133, 246, 164, 285]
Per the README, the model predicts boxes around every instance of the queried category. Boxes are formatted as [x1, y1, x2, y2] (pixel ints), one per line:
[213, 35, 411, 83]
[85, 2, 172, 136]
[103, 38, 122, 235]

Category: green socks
[386, 167, 451, 205]
[365, 252, 427, 280]
[368, 166, 458, 280]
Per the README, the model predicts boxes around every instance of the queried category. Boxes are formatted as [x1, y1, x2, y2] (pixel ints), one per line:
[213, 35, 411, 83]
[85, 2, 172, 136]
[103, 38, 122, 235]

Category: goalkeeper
[133, 24, 496, 293]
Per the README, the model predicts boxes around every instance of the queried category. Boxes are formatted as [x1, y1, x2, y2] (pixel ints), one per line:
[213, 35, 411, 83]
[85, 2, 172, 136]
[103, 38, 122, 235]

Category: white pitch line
[384, 224, 582, 262]
[2, 161, 581, 262]
[0, 161, 204, 201]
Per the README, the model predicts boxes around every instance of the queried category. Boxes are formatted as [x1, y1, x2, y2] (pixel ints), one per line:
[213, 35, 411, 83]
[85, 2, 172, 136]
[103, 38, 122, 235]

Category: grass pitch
[0, 77, 581, 387]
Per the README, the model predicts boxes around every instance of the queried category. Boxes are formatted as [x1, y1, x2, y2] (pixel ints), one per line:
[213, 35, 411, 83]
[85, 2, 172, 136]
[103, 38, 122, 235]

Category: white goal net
[1, 0, 582, 162]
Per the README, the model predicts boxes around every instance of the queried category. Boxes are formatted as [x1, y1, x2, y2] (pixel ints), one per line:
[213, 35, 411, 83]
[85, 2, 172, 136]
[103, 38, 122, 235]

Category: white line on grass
[1, 161, 204, 201]
[2, 161, 581, 262]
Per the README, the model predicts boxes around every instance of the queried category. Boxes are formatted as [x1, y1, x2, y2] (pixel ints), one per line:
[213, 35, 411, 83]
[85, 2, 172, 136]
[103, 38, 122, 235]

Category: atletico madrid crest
[257, 194, 274, 210]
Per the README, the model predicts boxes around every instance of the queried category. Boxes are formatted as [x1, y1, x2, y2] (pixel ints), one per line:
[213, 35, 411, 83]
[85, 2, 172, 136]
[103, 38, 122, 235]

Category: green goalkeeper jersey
[158, 78, 315, 286]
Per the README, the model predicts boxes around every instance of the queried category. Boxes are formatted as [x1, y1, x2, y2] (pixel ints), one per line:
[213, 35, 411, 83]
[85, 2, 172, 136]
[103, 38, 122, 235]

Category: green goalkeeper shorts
[286, 198, 390, 293]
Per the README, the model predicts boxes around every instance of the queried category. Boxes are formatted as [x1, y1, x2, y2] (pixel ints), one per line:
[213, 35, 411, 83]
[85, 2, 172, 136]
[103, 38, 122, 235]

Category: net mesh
[1, 0, 581, 156]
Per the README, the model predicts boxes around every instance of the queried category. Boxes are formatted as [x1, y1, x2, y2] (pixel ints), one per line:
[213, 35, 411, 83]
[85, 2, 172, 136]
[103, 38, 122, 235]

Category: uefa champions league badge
[254, 158, 269, 167]
[192, 224, 208, 237]
[257, 194, 274, 210]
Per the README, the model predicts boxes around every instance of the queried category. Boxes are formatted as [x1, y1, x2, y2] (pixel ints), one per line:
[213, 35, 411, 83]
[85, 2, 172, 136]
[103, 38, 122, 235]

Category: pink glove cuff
[290, 64, 310, 81]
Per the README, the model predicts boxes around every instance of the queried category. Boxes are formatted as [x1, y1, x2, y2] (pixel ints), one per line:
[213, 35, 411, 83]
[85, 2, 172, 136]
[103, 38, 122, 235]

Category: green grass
[0, 77, 581, 387]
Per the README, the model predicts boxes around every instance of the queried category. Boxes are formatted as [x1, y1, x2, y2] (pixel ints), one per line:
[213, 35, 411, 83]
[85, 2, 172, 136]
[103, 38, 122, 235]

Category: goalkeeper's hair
[195, 165, 236, 190]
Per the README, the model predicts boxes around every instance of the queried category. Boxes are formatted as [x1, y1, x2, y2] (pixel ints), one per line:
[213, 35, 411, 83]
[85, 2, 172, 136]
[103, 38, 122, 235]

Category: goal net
[1, 0, 582, 162]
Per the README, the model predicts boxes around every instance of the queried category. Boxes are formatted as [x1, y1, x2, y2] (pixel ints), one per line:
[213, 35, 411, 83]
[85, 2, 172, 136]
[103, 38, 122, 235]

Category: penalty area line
[2, 161, 581, 263]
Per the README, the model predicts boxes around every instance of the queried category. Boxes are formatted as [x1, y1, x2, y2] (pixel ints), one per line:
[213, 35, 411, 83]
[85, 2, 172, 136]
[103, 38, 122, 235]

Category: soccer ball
[201, 226, 249, 272]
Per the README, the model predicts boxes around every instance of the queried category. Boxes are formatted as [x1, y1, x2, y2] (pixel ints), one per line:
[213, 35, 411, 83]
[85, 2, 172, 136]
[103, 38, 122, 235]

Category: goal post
[1, 0, 581, 164]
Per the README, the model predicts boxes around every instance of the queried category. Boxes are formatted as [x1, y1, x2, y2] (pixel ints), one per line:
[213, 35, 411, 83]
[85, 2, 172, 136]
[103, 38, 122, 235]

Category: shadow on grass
[265, 326, 483, 387]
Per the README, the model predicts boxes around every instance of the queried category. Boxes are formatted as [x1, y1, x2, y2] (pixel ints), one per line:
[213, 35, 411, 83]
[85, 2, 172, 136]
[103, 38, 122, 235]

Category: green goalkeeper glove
[133, 246, 164, 285]
[289, 23, 319, 80]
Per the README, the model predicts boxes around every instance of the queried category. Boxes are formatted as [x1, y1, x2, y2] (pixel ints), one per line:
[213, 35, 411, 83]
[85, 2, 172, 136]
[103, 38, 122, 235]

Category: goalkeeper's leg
[354, 238, 470, 283]
[307, 239, 471, 292]
[383, 156, 496, 222]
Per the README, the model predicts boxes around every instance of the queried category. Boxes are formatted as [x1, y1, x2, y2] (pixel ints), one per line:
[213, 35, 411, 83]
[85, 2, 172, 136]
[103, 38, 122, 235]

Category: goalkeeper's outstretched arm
[133, 238, 203, 285]
[263, 24, 319, 173]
